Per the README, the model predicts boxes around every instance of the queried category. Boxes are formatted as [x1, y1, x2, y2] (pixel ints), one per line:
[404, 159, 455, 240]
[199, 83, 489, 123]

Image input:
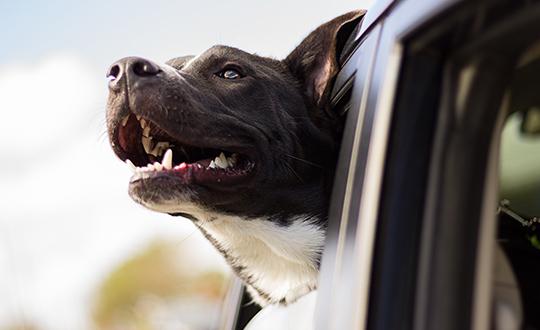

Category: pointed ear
[283, 10, 367, 107]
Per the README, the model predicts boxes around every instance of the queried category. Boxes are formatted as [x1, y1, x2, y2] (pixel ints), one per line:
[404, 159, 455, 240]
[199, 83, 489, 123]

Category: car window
[497, 40, 540, 329]
[500, 112, 540, 215]
[500, 45, 540, 217]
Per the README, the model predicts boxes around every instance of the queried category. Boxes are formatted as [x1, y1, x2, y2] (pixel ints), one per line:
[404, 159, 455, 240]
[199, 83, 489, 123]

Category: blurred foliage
[1, 323, 40, 330]
[91, 239, 226, 330]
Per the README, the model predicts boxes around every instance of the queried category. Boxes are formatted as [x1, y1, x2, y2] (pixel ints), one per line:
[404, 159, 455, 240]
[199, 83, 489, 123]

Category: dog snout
[107, 57, 161, 92]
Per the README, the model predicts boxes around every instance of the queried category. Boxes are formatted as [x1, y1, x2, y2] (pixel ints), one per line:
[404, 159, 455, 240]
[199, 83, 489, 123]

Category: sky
[0, 0, 375, 329]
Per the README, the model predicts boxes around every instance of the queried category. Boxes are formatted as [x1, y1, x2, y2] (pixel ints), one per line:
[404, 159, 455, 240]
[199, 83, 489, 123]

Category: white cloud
[0, 2, 380, 328]
[0, 52, 106, 156]
[0, 53, 225, 329]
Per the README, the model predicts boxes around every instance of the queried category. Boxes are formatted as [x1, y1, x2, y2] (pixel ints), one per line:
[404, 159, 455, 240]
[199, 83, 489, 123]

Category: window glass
[499, 42, 540, 217]
[500, 110, 540, 216]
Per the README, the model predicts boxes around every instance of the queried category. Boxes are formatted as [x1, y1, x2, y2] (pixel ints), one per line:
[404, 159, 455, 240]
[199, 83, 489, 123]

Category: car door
[318, 0, 540, 329]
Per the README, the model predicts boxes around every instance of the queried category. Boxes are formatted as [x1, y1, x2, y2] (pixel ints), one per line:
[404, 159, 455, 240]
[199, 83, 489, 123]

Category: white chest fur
[141, 200, 325, 305]
[199, 214, 325, 305]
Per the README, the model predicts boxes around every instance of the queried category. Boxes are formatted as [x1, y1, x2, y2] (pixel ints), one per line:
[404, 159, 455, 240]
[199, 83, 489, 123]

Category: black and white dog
[106, 10, 366, 306]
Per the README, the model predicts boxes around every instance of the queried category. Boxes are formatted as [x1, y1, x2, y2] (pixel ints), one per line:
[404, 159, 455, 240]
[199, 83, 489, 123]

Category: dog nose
[107, 57, 161, 91]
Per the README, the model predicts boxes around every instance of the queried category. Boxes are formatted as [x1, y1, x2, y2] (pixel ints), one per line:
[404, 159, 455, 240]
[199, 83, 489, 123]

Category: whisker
[96, 130, 109, 144]
[281, 159, 304, 184]
[173, 218, 207, 247]
[286, 154, 326, 170]
[161, 103, 169, 118]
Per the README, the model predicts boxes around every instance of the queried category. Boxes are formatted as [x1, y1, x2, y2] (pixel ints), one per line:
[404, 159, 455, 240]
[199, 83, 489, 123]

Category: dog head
[106, 11, 365, 225]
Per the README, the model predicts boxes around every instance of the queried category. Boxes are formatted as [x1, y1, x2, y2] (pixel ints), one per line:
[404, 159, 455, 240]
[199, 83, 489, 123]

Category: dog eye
[218, 69, 242, 79]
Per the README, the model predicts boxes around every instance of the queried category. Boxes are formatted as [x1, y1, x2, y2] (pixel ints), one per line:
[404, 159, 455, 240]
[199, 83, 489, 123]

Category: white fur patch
[201, 214, 325, 305]
[143, 198, 325, 305]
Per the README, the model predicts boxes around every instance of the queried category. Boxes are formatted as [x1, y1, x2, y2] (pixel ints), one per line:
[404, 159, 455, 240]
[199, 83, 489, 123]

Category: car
[220, 0, 540, 328]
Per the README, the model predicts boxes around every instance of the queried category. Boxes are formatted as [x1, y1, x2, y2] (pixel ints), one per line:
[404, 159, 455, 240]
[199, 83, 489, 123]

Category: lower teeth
[126, 150, 238, 174]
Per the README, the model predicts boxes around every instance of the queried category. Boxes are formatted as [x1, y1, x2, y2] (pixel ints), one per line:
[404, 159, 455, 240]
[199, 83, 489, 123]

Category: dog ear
[283, 10, 367, 108]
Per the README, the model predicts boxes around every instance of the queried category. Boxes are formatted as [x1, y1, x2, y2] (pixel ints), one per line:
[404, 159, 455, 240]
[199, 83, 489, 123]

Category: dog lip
[128, 156, 257, 188]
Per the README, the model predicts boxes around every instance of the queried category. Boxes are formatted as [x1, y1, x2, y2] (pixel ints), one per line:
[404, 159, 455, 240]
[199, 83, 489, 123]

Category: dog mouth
[115, 113, 256, 187]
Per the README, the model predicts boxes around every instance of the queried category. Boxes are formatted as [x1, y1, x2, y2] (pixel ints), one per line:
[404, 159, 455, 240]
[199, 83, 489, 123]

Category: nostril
[132, 60, 161, 77]
[107, 64, 120, 80]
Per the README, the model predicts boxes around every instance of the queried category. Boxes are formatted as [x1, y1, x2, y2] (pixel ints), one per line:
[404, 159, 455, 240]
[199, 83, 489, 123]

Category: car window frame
[318, 1, 540, 330]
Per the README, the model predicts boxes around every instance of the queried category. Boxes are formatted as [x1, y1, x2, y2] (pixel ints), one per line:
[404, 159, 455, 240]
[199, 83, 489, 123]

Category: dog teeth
[130, 116, 238, 173]
[162, 149, 173, 170]
[128, 149, 174, 174]
[127, 149, 240, 176]
[230, 153, 238, 165]
[126, 159, 136, 174]
[228, 153, 238, 167]
[142, 125, 151, 138]
[121, 114, 130, 127]
[150, 142, 170, 157]
[142, 136, 154, 154]
[122, 111, 242, 175]
[214, 152, 229, 169]
[134, 116, 169, 158]
[208, 153, 238, 170]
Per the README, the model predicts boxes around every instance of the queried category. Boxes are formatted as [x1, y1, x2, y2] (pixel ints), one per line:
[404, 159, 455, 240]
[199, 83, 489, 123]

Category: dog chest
[199, 214, 325, 305]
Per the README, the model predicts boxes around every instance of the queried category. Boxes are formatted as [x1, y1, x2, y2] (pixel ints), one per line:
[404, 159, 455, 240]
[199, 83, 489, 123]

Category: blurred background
[0, 0, 375, 329]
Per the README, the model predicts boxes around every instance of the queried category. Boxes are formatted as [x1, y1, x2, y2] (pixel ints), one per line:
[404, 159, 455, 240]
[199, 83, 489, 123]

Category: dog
[106, 10, 366, 307]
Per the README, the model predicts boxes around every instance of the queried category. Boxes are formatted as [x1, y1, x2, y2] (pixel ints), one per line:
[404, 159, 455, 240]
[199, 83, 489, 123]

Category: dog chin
[128, 175, 198, 214]
[138, 199, 201, 216]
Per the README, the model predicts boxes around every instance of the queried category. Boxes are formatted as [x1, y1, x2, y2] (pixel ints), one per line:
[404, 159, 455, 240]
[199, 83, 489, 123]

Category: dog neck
[195, 210, 325, 306]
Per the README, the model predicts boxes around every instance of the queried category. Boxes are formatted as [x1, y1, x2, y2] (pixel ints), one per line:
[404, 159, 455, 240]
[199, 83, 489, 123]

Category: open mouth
[115, 113, 256, 186]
